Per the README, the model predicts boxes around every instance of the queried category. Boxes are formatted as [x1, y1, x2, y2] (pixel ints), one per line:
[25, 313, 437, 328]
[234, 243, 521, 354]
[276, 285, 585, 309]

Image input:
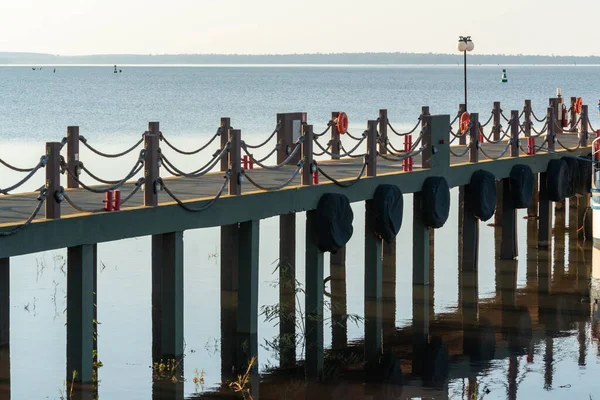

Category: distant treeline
[1, 52, 599, 65]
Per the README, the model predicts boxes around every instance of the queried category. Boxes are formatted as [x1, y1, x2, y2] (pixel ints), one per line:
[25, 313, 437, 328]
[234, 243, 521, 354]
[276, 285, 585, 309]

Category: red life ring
[336, 112, 348, 134]
[575, 97, 583, 113]
[460, 112, 471, 133]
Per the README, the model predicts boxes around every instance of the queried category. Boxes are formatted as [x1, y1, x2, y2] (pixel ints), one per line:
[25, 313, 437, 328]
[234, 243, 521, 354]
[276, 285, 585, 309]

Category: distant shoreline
[2, 64, 600, 68]
[1, 52, 599, 66]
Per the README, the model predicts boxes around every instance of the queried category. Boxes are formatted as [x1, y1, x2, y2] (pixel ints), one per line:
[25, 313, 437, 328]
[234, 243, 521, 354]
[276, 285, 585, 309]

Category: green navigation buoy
[501, 69, 508, 83]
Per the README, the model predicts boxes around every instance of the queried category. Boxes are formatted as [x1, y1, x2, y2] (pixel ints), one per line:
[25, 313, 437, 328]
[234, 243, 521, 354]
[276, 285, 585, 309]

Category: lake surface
[0, 65, 599, 399]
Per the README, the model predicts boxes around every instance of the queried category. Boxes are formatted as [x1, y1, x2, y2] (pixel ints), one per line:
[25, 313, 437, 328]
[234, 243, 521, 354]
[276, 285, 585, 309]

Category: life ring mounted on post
[460, 112, 471, 133]
[575, 97, 583, 114]
[336, 112, 349, 135]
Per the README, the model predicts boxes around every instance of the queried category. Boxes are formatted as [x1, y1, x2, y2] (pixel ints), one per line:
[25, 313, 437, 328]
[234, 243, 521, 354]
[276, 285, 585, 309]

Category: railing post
[367, 120, 378, 177]
[510, 110, 520, 157]
[492, 102, 501, 141]
[66, 126, 80, 189]
[524, 100, 532, 138]
[229, 129, 242, 195]
[220, 118, 231, 172]
[45, 142, 61, 219]
[468, 113, 479, 163]
[144, 122, 160, 207]
[580, 105, 589, 146]
[378, 109, 388, 156]
[546, 107, 555, 152]
[331, 112, 340, 160]
[459, 104, 467, 145]
[301, 124, 314, 186]
[570, 97, 577, 133]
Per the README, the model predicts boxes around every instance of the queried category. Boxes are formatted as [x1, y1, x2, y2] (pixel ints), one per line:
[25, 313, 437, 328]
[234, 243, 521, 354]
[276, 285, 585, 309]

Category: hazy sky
[0, 0, 595, 56]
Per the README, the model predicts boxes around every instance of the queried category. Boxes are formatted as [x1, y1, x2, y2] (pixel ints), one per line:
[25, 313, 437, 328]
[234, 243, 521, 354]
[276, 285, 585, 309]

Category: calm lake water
[0, 65, 600, 399]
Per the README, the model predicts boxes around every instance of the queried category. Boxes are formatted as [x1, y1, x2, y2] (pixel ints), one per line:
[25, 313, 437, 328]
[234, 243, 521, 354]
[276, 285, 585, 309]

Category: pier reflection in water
[2, 205, 599, 399]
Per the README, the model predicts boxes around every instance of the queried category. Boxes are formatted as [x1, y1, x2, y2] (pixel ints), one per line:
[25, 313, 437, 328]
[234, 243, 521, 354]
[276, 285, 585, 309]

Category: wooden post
[330, 250, 347, 350]
[220, 118, 231, 172]
[381, 240, 396, 343]
[301, 124, 314, 186]
[229, 129, 242, 196]
[500, 179, 518, 259]
[412, 192, 430, 374]
[237, 220, 260, 373]
[278, 213, 296, 367]
[144, 122, 160, 207]
[305, 209, 324, 379]
[45, 142, 61, 219]
[461, 192, 480, 272]
[546, 107, 555, 152]
[367, 120, 378, 177]
[378, 109, 388, 156]
[538, 172, 552, 247]
[67, 126, 80, 189]
[492, 101, 501, 141]
[468, 113, 479, 162]
[364, 194, 382, 362]
[524, 100, 532, 138]
[459, 104, 467, 145]
[570, 97, 577, 133]
[151, 232, 184, 364]
[510, 110, 519, 157]
[277, 113, 306, 165]
[0, 259, 8, 347]
[66, 244, 96, 383]
[331, 112, 341, 160]
[421, 114, 449, 171]
[580, 105, 589, 146]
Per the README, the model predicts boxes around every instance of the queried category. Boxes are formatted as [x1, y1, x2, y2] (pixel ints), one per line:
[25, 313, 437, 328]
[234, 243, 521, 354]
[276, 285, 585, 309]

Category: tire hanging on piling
[466, 170, 496, 221]
[509, 164, 534, 209]
[372, 184, 404, 243]
[314, 193, 354, 253]
[561, 156, 580, 198]
[421, 177, 450, 229]
[546, 159, 569, 202]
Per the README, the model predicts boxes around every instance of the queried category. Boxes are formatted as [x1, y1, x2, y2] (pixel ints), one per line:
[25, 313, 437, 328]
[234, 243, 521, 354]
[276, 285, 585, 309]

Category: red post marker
[242, 155, 249, 170]
[113, 190, 121, 211]
[249, 156, 254, 170]
[527, 137, 536, 155]
[479, 131, 484, 143]
[105, 191, 114, 212]
[312, 171, 319, 184]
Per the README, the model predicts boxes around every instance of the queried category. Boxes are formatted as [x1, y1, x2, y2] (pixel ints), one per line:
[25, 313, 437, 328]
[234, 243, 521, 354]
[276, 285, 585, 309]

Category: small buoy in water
[501, 69, 508, 83]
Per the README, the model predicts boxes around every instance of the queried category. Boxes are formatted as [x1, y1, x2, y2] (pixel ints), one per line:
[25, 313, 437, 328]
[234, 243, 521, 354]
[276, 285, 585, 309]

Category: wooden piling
[546, 106, 555, 152]
[492, 101, 501, 142]
[381, 240, 396, 343]
[458, 103, 467, 145]
[378, 109, 388, 156]
[570, 97, 577, 132]
[220, 118, 231, 172]
[278, 213, 296, 367]
[237, 220, 260, 372]
[301, 124, 314, 186]
[144, 122, 160, 207]
[500, 179, 518, 259]
[67, 126, 80, 189]
[461, 194, 480, 272]
[538, 172, 552, 247]
[305, 209, 324, 379]
[366, 120, 378, 177]
[330, 249, 347, 350]
[151, 232, 184, 363]
[45, 142, 61, 219]
[468, 113, 479, 163]
[331, 112, 341, 160]
[229, 129, 242, 195]
[0, 259, 8, 348]
[277, 113, 306, 165]
[66, 244, 96, 383]
[412, 192, 430, 374]
[580, 105, 589, 146]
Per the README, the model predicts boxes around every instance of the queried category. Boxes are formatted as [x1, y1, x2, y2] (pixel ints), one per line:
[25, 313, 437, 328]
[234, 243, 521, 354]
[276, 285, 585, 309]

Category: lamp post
[457, 36, 474, 111]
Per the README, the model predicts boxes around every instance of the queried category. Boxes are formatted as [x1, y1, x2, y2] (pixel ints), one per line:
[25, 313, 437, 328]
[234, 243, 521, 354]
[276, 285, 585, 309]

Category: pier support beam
[527, 174, 539, 218]
[67, 244, 96, 383]
[305, 210, 324, 380]
[330, 250, 347, 350]
[381, 240, 396, 344]
[412, 192, 430, 374]
[0, 258, 9, 397]
[460, 195, 479, 272]
[152, 232, 184, 363]
[500, 179, 518, 259]
[364, 199, 383, 362]
[279, 213, 296, 367]
[538, 173, 552, 247]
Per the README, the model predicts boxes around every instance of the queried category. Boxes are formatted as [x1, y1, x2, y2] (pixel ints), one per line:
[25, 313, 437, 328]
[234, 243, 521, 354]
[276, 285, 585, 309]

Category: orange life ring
[336, 112, 348, 134]
[460, 112, 471, 133]
[575, 97, 583, 114]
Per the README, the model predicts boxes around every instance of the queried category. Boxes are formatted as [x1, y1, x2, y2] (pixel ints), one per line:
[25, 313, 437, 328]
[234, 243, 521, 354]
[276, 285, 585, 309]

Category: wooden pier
[0, 97, 595, 396]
